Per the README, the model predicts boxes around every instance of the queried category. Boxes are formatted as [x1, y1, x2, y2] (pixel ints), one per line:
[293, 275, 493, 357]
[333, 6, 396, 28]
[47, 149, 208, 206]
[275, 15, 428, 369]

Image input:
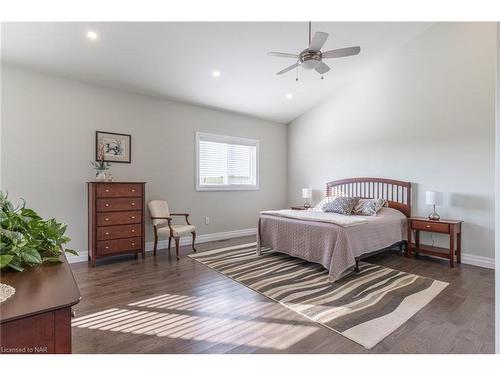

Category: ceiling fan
[268, 22, 361, 77]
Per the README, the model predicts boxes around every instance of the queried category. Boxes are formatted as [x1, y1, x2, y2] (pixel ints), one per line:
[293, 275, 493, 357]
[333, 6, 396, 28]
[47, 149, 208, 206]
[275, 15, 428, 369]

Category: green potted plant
[0, 192, 78, 272]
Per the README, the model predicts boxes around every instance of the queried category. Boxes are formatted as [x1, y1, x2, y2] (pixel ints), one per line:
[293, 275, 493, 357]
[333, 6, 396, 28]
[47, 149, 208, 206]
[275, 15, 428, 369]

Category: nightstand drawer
[411, 220, 449, 233]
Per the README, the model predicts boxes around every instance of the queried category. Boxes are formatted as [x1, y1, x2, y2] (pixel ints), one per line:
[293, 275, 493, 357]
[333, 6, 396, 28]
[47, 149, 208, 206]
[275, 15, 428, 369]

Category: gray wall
[1, 65, 288, 258]
[287, 23, 496, 259]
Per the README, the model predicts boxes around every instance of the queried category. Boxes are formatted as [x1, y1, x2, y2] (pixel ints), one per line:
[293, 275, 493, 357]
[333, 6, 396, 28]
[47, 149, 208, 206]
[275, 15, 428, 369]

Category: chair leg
[191, 231, 196, 253]
[153, 228, 158, 257]
[168, 236, 172, 252]
[174, 237, 180, 261]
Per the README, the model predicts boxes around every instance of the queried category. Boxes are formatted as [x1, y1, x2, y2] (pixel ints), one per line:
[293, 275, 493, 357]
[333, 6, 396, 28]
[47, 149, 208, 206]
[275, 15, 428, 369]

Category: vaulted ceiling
[1, 22, 433, 123]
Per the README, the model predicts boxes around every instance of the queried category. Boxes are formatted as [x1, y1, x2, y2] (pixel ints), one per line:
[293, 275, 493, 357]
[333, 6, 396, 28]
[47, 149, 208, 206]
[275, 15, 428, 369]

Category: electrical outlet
[205, 216, 210, 225]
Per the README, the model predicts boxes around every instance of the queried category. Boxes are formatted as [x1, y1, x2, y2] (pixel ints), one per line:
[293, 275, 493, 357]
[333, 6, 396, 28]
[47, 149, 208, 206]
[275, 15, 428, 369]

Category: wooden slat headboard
[326, 177, 412, 217]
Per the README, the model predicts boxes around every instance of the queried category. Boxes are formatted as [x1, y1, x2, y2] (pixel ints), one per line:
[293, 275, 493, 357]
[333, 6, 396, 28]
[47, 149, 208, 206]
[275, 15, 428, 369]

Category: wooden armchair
[147, 200, 196, 260]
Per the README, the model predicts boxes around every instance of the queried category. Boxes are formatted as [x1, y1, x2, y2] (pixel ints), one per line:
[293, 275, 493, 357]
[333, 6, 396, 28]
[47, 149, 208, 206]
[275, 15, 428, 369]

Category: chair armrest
[150, 216, 171, 220]
[170, 213, 191, 225]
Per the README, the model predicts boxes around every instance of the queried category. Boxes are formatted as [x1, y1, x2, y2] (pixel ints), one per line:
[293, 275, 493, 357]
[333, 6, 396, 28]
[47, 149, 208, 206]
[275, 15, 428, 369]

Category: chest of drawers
[88, 182, 146, 266]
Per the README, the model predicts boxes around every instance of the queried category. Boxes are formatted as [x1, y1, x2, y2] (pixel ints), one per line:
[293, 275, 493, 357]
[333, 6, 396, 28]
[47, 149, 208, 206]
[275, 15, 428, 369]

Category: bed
[257, 178, 412, 281]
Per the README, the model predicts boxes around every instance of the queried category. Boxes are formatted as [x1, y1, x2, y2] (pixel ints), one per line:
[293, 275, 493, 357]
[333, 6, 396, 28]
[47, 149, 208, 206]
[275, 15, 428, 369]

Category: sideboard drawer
[97, 198, 142, 212]
[96, 184, 142, 198]
[96, 210, 142, 226]
[411, 220, 449, 233]
[96, 224, 142, 240]
[97, 237, 142, 256]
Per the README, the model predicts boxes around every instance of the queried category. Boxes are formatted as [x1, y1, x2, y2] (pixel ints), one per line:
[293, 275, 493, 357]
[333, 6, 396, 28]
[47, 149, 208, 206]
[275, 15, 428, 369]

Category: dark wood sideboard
[88, 182, 146, 266]
[0, 254, 81, 354]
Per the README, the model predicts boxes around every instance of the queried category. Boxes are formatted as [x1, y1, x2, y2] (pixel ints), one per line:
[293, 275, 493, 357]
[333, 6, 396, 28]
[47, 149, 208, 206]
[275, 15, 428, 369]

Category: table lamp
[302, 187, 312, 209]
[426, 191, 443, 221]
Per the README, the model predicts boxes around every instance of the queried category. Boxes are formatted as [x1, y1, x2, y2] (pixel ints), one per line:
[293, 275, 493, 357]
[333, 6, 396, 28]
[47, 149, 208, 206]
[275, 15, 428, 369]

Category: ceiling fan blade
[276, 63, 300, 75]
[309, 32, 328, 51]
[267, 52, 299, 59]
[315, 61, 330, 74]
[322, 46, 361, 59]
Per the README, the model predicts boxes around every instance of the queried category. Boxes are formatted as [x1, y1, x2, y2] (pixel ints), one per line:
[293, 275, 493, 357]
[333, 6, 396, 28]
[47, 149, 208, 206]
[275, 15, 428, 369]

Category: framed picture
[96, 131, 131, 163]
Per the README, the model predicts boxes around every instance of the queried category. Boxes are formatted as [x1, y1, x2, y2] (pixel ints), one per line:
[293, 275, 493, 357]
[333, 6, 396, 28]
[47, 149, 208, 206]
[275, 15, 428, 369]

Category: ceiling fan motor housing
[299, 50, 322, 70]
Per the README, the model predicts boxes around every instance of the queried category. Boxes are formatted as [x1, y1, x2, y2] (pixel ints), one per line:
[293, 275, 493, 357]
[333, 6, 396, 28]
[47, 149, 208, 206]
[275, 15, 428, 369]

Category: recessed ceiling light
[212, 71, 221, 77]
[86, 31, 98, 40]
[286, 93, 293, 99]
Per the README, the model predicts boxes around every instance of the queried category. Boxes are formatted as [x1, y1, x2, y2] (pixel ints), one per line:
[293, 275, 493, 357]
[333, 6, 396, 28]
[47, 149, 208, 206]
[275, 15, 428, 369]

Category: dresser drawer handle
[131, 202, 135, 206]
[131, 229, 135, 233]
[131, 189, 136, 193]
[131, 242, 135, 246]
[105, 232, 109, 235]
[131, 216, 136, 219]
[105, 203, 110, 207]
[105, 189, 110, 193]
[105, 218, 110, 221]
[426, 225, 431, 228]
[105, 246, 109, 249]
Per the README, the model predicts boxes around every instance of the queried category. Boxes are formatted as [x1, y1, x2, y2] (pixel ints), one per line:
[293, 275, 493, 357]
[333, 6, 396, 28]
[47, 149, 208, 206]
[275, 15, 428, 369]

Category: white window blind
[196, 132, 259, 191]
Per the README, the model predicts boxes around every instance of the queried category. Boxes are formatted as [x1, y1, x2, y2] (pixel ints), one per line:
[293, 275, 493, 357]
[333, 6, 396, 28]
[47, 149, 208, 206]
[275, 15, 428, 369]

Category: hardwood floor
[70, 236, 495, 354]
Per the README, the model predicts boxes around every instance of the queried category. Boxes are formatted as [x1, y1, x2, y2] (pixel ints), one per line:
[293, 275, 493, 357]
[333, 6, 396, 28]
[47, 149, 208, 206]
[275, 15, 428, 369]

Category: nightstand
[290, 206, 308, 210]
[407, 217, 463, 267]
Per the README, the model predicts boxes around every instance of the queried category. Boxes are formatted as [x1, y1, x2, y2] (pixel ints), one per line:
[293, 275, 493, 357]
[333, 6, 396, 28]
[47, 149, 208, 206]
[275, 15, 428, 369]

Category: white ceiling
[1, 22, 433, 123]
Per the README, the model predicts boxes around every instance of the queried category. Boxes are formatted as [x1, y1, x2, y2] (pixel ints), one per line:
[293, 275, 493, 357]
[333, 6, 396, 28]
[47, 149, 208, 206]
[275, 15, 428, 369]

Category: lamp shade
[425, 191, 443, 205]
[302, 187, 312, 199]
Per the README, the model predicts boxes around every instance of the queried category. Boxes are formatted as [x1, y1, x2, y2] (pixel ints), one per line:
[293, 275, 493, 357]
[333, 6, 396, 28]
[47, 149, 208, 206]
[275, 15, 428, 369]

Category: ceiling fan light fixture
[301, 59, 320, 70]
[212, 70, 221, 77]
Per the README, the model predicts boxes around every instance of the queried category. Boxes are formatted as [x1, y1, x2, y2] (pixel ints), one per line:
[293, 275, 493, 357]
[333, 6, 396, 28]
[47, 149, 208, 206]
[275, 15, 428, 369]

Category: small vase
[96, 171, 106, 181]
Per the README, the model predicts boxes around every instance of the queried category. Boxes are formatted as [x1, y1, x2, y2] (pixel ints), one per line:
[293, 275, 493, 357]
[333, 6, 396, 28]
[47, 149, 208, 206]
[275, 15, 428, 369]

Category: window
[196, 132, 259, 191]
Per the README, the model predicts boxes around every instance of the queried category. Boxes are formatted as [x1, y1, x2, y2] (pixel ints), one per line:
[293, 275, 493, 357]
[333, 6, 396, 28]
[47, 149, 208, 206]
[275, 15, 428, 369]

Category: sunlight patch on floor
[72, 293, 319, 350]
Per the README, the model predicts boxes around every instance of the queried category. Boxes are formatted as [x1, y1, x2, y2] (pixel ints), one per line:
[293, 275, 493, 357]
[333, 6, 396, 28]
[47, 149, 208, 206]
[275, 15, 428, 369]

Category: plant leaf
[21, 248, 42, 264]
[0, 254, 13, 268]
[42, 256, 63, 263]
[7, 262, 24, 272]
[64, 248, 79, 256]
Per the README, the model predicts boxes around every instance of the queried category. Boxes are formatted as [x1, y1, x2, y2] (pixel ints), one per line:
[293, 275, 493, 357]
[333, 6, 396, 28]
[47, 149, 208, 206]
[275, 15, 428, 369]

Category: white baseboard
[67, 254, 89, 264]
[67, 228, 257, 264]
[461, 253, 495, 269]
[145, 228, 256, 252]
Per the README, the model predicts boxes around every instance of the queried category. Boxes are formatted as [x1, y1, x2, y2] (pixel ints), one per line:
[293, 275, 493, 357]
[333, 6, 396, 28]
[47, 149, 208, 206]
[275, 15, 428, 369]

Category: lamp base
[428, 212, 440, 221]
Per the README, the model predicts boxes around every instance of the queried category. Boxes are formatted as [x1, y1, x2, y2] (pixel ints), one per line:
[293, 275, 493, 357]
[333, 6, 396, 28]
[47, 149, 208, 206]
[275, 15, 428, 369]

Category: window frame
[195, 132, 260, 191]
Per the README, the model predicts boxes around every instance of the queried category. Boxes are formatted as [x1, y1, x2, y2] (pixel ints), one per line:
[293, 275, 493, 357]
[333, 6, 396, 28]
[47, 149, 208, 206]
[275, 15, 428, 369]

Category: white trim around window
[196, 132, 260, 191]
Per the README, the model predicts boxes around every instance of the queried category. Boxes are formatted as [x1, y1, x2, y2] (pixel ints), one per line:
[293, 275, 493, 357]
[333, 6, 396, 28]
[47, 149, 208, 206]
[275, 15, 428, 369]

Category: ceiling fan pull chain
[296, 67, 299, 82]
[308, 21, 312, 46]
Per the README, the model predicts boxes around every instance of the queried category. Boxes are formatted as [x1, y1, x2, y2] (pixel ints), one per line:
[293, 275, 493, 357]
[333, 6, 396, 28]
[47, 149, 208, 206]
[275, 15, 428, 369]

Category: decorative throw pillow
[353, 198, 387, 216]
[311, 196, 336, 211]
[311, 192, 346, 211]
[322, 197, 360, 215]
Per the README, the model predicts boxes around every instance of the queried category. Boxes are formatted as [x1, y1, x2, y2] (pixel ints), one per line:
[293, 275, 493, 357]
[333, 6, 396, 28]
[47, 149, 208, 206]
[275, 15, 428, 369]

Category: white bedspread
[260, 209, 368, 227]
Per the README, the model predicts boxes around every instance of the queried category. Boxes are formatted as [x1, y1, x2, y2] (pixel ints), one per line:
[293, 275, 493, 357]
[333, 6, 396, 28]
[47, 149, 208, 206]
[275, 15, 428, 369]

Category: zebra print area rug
[189, 243, 448, 349]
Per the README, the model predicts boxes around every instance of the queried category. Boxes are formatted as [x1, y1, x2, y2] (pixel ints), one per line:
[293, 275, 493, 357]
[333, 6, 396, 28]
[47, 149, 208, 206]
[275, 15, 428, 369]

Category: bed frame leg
[399, 241, 407, 256]
[354, 258, 360, 273]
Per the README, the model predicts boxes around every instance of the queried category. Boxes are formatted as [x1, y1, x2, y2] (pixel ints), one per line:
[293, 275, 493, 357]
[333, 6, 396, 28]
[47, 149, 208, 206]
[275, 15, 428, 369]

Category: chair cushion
[157, 224, 196, 237]
[148, 200, 170, 226]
